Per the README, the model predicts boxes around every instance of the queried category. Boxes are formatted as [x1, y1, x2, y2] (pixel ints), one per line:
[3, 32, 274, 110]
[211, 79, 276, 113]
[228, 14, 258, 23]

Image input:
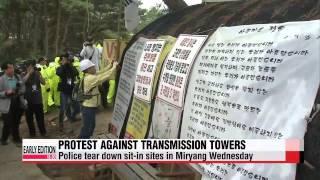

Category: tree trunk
[163, 0, 188, 12]
[15, 1, 21, 42]
[44, 0, 49, 57]
[32, 14, 40, 54]
[61, 15, 71, 52]
[82, 13, 87, 40]
[55, 0, 61, 55]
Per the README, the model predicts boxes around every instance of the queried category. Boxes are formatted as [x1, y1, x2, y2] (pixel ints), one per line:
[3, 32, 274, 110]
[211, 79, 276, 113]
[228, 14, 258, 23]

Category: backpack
[72, 78, 95, 102]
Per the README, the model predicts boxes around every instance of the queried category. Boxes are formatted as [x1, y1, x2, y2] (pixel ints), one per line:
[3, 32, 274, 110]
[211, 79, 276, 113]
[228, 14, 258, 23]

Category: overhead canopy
[137, 0, 319, 38]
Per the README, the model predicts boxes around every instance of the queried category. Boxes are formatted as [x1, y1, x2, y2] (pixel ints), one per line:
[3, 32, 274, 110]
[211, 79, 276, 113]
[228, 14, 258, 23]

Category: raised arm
[85, 62, 118, 91]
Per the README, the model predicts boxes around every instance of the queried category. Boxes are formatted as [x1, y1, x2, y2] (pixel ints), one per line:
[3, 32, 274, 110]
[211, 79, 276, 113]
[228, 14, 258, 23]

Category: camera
[15, 63, 27, 75]
[84, 42, 92, 47]
[34, 66, 41, 71]
[16, 82, 21, 88]
[24, 59, 41, 71]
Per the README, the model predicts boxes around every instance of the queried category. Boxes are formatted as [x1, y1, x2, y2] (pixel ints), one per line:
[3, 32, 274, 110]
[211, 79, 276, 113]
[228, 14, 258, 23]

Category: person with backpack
[78, 59, 117, 139]
[56, 54, 79, 132]
[80, 36, 102, 71]
[0, 61, 26, 146]
[23, 60, 47, 137]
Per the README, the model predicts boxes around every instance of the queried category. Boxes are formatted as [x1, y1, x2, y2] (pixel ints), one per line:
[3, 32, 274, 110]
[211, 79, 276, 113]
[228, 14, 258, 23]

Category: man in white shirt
[80, 37, 102, 71]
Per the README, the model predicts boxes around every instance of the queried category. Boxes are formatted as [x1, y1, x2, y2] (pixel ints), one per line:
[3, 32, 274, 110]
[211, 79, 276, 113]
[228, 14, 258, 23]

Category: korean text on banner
[111, 38, 146, 137]
[180, 20, 320, 180]
[125, 37, 176, 139]
[157, 34, 208, 107]
[134, 40, 166, 102]
[125, 97, 151, 139]
[149, 35, 207, 139]
[118, 41, 128, 64]
[151, 36, 178, 99]
[148, 99, 182, 139]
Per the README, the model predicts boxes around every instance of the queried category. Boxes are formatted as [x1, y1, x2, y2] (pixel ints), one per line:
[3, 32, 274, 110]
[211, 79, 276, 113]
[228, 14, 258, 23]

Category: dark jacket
[56, 64, 78, 95]
[24, 72, 42, 104]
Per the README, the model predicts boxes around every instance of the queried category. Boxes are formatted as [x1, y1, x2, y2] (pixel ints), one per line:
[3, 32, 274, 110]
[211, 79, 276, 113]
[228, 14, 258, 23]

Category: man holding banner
[78, 59, 118, 138]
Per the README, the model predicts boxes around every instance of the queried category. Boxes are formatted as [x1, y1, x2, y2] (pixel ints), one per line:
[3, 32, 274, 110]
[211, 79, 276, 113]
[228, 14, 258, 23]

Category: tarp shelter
[117, 0, 320, 179]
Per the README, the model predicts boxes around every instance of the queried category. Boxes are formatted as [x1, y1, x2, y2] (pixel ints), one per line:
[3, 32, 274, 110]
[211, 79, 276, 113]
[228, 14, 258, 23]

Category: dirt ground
[21, 106, 114, 180]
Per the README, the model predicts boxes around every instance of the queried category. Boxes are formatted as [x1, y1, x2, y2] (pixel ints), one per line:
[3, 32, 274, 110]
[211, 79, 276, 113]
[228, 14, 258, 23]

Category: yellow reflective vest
[82, 63, 116, 108]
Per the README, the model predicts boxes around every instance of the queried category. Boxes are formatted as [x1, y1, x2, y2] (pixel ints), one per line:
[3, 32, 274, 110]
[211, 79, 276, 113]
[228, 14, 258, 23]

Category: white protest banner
[157, 34, 208, 107]
[149, 35, 207, 139]
[180, 20, 320, 180]
[148, 99, 182, 139]
[111, 37, 146, 137]
[125, 36, 176, 139]
[134, 39, 165, 102]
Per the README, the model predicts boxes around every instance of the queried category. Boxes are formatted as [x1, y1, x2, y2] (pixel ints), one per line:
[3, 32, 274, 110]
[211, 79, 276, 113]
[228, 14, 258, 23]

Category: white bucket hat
[80, 59, 95, 72]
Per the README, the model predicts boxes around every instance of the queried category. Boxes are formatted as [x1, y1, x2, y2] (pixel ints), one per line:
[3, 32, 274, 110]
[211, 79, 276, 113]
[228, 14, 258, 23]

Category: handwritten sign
[157, 34, 207, 107]
[102, 39, 119, 68]
[148, 35, 207, 139]
[180, 20, 320, 179]
[134, 40, 165, 102]
[124, 97, 151, 139]
[111, 37, 146, 137]
[125, 36, 176, 139]
[148, 99, 182, 139]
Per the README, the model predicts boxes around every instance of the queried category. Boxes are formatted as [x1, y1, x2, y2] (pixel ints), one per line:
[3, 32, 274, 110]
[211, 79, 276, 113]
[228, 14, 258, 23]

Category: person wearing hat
[79, 59, 117, 139]
[56, 54, 79, 132]
[80, 36, 102, 71]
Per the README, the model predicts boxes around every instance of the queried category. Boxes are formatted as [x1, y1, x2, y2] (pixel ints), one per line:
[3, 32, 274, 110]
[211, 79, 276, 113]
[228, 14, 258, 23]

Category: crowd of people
[0, 37, 118, 146]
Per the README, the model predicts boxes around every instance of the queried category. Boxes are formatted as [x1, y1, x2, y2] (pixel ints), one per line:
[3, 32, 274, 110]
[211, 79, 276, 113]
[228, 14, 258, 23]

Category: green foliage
[61, 0, 90, 11]
[0, 0, 167, 63]
[136, 4, 168, 32]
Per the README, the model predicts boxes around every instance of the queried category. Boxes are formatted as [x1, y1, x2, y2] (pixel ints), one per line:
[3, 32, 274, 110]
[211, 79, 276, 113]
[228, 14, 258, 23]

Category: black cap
[60, 53, 69, 60]
[86, 36, 93, 43]
[25, 59, 36, 66]
[38, 57, 46, 63]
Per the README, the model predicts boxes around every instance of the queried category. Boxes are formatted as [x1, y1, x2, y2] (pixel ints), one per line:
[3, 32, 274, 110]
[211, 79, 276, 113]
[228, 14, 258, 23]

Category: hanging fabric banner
[125, 36, 177, 139]
[180, 20, 320, 179]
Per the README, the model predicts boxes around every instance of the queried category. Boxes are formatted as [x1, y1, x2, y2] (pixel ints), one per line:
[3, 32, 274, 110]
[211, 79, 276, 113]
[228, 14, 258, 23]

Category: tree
[0, 0, 132, 62]
[162, 0, 187, 12]
[0, 0, 172, 62]
[54, 0, 61, 55]
[136, 5, 167, 32]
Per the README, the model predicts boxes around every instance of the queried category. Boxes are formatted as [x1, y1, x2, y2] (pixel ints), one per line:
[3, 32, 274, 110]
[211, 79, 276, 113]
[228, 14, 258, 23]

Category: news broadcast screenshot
[0, 0, 319, 179]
